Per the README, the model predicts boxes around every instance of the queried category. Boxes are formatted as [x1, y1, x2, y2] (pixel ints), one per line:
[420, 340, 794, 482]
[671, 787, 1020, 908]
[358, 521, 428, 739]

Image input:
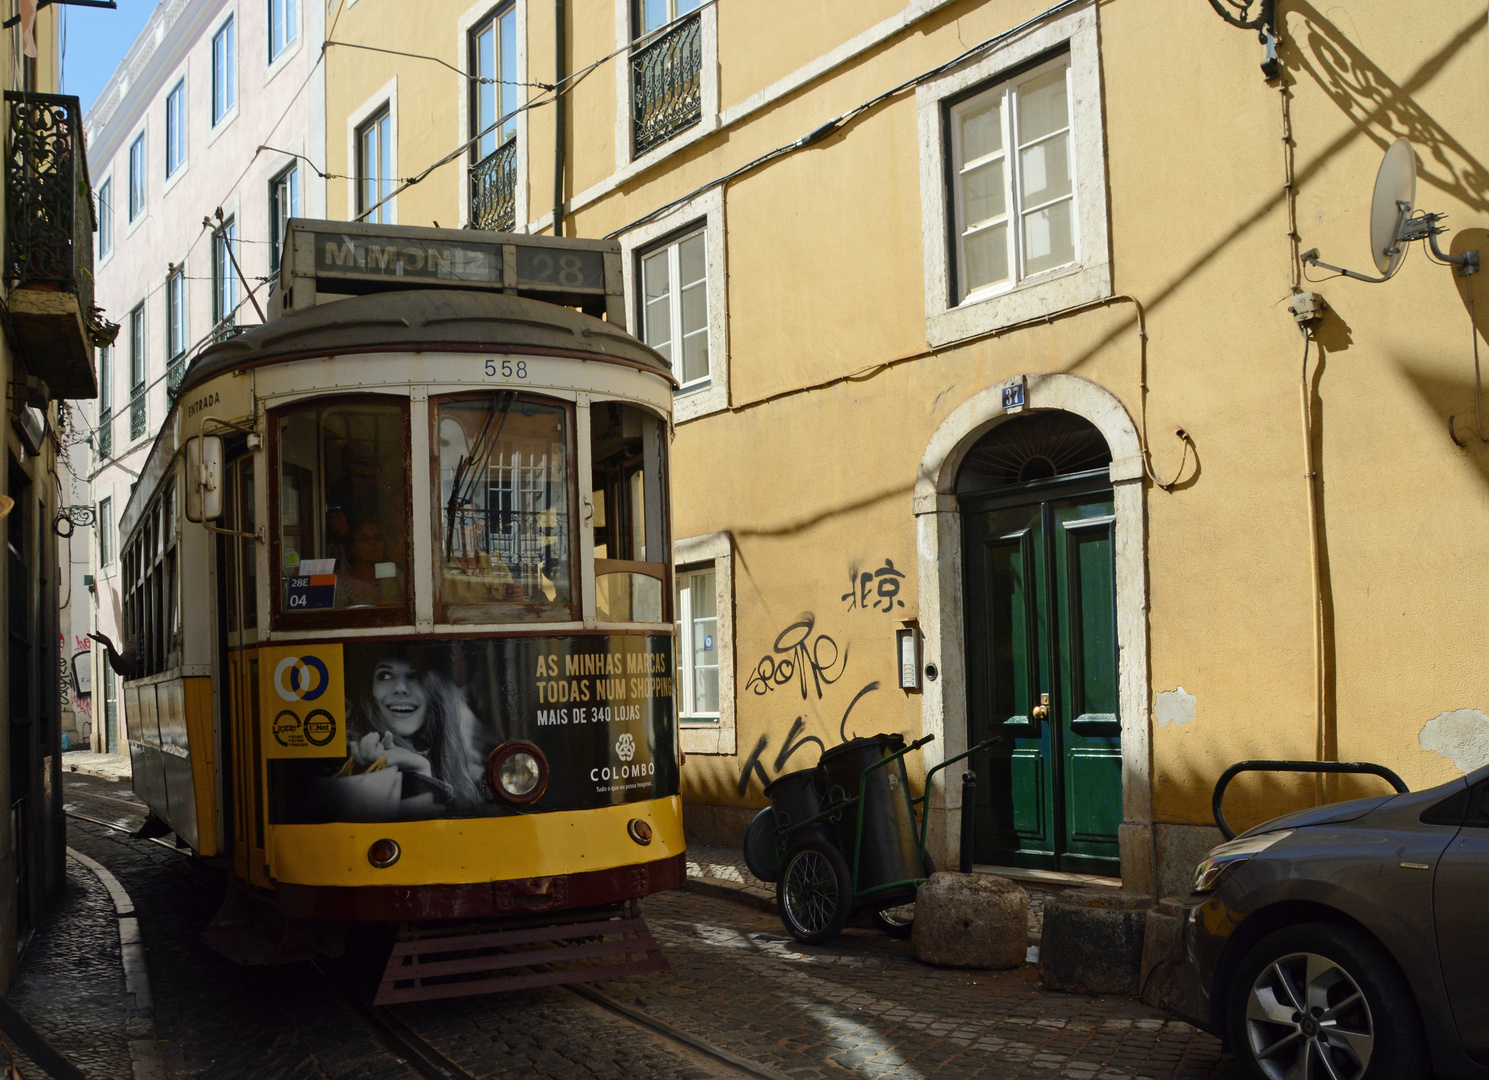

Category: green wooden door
[963, 476, 1121, 875]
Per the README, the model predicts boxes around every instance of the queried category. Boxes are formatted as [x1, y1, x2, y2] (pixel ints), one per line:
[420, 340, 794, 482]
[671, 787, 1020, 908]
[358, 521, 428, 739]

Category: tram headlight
[486, 741, 549, 805]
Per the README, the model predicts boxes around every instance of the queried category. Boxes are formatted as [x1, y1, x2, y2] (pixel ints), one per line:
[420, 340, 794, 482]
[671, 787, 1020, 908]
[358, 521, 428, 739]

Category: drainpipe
[553, 0, 566, 238]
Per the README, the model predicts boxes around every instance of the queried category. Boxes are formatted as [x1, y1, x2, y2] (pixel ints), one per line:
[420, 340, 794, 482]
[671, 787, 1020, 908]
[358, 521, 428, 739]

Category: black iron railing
[469, 138, 516, 232]
[4, 92, 94, 312]
[166, 358, 186, 397]
[129, 393, 146, 442]
[631, 14, 702, 157]
[97, 407, 112, 459]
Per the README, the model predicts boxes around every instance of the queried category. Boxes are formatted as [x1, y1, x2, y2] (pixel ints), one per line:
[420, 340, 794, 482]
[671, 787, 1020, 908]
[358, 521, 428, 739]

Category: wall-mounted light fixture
[897, 621, 922, 692]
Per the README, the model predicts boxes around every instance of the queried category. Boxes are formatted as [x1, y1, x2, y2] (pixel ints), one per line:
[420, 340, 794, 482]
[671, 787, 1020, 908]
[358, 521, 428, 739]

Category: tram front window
[275, 398, 409, 618]
[436, 393, 572, 619]
[590, 402, 667, 623]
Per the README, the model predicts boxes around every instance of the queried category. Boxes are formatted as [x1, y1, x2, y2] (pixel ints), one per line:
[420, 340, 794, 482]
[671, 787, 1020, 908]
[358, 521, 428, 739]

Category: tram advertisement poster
[265, 634, 677, 824]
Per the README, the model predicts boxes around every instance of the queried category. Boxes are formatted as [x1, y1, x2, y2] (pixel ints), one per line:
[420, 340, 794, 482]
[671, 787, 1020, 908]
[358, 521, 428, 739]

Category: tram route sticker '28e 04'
[259, 645, 348, 758]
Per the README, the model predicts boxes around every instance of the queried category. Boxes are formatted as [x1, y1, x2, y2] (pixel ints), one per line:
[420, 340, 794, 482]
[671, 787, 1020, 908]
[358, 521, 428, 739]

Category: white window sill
[926, 261, 1110, 348]
[162, 162, 189, 198]
[206, 107, 239, 149]
[265, 37, 303, 86]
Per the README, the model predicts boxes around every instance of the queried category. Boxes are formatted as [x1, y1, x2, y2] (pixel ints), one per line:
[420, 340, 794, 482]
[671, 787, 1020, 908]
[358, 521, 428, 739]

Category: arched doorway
[957, 411, 1121, 875]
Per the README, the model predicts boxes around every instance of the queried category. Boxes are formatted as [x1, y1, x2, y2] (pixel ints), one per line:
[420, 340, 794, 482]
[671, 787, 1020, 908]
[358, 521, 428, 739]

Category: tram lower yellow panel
[270, 795, 684, 887]
[183, 677, 218, 857]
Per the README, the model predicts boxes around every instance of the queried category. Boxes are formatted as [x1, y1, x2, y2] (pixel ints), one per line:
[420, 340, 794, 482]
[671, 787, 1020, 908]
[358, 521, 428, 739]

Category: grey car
[1169, 764, 1489, 1080]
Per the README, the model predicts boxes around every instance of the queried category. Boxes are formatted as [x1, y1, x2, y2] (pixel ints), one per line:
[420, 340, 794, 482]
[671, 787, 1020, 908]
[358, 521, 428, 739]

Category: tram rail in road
[318, 955, 795, 1080]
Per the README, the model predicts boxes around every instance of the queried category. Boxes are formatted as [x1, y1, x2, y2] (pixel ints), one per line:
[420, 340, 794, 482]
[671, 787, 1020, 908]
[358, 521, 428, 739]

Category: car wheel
[1227, 923, 1427, 1080]
[777, 839, 853, 945]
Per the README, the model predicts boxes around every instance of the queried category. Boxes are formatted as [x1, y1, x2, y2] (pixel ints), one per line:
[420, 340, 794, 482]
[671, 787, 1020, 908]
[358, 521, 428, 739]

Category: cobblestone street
[12, 773, 1238, 1080]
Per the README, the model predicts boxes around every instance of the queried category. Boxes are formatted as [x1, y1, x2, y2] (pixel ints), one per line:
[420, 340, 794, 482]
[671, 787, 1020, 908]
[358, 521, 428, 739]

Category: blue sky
[61, 0, 156, 114]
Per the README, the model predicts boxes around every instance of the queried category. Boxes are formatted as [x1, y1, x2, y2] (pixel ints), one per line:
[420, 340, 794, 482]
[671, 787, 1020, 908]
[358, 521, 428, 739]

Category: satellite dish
[1369, 139, 1417, 277]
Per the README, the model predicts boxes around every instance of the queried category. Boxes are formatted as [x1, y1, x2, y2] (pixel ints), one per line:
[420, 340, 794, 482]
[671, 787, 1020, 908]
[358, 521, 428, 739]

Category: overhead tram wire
[342, 0, 719, 224]
[606, 0, 1085, 239]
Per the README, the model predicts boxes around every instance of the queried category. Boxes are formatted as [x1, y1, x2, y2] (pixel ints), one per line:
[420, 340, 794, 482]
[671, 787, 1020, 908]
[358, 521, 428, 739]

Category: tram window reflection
[590, 402, 667, 623]
[274, 398, 409, 618]
[436, 393, 572, 618]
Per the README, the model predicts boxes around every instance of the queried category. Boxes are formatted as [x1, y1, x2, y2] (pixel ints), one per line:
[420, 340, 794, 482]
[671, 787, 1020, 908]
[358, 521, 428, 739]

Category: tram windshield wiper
[445, 390, 515, 564]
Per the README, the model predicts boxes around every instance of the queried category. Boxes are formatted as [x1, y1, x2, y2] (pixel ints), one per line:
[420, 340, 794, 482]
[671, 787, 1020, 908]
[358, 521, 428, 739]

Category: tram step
[373, 912, 669, 1004]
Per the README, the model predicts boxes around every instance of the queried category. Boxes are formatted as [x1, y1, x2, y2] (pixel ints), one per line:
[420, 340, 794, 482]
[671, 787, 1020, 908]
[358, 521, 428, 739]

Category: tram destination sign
[277, 219, 623, 325]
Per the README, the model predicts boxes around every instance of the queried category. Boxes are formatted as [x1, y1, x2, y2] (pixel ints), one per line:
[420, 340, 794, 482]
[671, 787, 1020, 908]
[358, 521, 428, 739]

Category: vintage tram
[115, 221, 683, 995]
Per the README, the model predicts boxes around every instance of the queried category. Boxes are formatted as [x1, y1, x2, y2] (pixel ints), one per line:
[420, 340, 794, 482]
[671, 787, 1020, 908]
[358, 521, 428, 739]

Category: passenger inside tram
[336, 520, 404, 608]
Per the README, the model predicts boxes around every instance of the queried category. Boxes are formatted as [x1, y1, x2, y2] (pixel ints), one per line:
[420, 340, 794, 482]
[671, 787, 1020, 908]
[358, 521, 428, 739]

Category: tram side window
[436, 393, 572, 619]
[590, 402, 668, 623]
[120, 482, 181, 678]
[275, 399, 409, 617]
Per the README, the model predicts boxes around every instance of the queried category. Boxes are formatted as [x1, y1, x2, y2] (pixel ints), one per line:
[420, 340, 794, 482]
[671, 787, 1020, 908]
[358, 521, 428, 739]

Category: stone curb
[66, 847, 166, 1080]
[681, 874, 777, 914]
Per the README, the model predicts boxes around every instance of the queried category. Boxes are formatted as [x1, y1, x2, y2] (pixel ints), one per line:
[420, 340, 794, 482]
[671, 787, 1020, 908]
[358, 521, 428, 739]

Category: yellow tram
[114, 221, 684, 985]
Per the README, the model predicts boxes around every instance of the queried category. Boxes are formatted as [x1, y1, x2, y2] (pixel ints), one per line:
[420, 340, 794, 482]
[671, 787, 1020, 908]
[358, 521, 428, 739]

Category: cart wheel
[872, 905, 915, 939]
[777, 840, 853, 945]
[742, 808, 780, 883]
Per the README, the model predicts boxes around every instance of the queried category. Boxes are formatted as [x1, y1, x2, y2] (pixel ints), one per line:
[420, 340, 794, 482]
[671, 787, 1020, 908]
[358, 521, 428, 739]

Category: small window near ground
[591, 401, 668, 623]
[435, 393, 573, 620]
[676, 566, 718, 720]
[274, 398, 409, 621]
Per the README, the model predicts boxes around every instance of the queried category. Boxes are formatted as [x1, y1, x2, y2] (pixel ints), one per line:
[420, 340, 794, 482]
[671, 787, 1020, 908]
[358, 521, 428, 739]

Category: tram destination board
[278, 219, 620, 320]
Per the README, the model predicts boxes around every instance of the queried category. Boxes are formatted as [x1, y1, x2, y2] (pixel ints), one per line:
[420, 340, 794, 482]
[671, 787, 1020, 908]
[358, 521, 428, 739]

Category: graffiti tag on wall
[842, 559, 905, 615]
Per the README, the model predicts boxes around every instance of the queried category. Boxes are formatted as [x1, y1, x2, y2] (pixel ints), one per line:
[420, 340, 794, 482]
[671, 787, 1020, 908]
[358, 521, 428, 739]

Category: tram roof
[177, 288, 674, 397]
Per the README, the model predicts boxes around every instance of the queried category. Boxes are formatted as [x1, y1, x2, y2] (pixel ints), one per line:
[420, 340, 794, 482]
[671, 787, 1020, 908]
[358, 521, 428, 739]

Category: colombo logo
[274, 655, 330, 702]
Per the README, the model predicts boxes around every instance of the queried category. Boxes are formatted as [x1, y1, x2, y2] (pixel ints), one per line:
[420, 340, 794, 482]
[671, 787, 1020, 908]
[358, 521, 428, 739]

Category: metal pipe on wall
[553, 0, 566, 238]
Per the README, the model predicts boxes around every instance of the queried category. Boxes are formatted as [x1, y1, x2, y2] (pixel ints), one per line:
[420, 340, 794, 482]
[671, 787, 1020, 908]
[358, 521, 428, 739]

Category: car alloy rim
[1245, 951, 1374, 1080]
[783, 850, 838, 934]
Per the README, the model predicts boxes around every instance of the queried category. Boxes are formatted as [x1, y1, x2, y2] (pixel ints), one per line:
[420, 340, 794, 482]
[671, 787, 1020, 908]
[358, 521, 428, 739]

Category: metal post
[959, 770, 976, 874]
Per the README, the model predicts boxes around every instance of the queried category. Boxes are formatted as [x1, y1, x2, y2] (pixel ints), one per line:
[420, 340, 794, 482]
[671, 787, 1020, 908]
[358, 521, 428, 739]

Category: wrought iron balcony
[166, 358, 186, 397]
[470, 138, 516, 233]
[632, 14, 702, 157]
[97, 407, 112, 460]
[4, 92, 98, 398]
[129, 393, 146, 442]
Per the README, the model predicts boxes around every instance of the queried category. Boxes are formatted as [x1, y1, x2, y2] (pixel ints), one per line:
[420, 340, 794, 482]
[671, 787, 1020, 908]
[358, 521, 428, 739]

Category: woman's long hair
[358, 664, 484, 812]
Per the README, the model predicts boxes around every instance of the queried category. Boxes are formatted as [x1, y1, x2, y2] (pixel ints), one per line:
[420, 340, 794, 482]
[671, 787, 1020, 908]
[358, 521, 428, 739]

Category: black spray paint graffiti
[842, 559, 906, 615]
[735, 679, 882, 797]
[743, 614, 848, 699]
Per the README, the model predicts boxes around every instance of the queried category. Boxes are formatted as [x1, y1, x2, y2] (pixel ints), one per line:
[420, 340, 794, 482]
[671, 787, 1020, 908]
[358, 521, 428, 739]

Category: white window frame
[96, 174, 113, 263]
[267, 0, 299, 66]
[166, 267, 188, 362]
[127, 130, 147, 224]
[269, 161, 299, 272]
[209, 11, 239, 136]
[164, 77, 187, 187]
[609, 0, 719, 189]
[457, 0, 528, 230]
[915, 2, 1108, 348]
[346, 78, 398, 224]
[619, 185, 727, 422]
[673, 530, 734, 755]
[675, 564, 719, 721]
[98, 494, 115, 569]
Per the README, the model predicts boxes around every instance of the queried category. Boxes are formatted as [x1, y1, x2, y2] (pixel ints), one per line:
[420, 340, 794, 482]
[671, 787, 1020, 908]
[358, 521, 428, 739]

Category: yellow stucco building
[319, 0, 1489, 894]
